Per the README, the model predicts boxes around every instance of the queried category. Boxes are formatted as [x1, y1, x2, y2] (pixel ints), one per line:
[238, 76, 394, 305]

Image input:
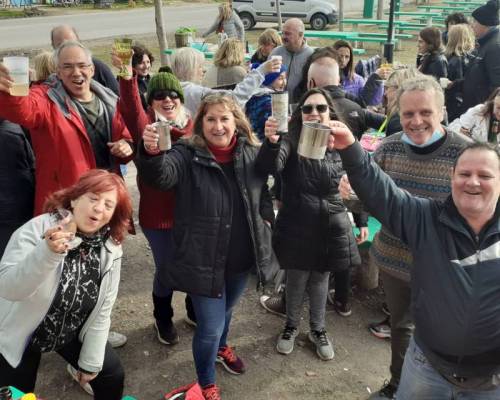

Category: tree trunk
[338, 0, 344, 31]
[276, 0, 282, 31]
[377, 0, 384, 19]
[154, 0, 170, 66]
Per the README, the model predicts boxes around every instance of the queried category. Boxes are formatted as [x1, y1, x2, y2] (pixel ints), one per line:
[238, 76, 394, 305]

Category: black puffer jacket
[461, 28, 500, 114]
[417, 52, 448, 80]
[136, 137, 279, 298]
[256, 134, 361, 272]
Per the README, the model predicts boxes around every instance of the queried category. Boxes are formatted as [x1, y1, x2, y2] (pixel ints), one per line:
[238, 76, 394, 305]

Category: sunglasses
[301, 104, 329, 114]
[152, 90, 180, 101]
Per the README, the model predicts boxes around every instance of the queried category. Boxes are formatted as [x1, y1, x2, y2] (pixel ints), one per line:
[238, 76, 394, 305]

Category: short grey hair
[308, 60, 340, 87]
[396, 75, 444, 110]
[171, 47, 205, 82]
[53, 40, 93, 67]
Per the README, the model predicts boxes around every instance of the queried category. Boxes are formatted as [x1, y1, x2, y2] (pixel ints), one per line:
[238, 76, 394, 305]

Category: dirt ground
[32, 164, 391, 400]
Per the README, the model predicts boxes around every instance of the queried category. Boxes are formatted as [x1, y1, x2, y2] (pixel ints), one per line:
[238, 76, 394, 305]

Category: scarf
[207, 134, 237, 163]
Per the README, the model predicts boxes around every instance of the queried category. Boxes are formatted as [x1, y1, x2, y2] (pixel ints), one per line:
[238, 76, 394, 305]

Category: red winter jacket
[118, 77, 193, 229]
[0, 77, 133, 215]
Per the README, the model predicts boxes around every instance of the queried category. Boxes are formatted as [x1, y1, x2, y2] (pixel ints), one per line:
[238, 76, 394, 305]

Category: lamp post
[383, 0, 396, 63]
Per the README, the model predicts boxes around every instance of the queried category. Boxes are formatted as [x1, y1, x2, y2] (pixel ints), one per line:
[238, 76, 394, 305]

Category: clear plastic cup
[3, 56, 29, 96]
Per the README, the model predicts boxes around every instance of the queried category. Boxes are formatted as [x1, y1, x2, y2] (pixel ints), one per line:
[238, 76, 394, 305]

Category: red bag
[164, 382, 204, 400]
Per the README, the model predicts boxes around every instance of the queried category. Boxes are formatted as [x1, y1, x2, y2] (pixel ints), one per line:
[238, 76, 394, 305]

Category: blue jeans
[397, 337, 500, 399]
[190, 271, 249, 387]
[142, 228, 175, 297]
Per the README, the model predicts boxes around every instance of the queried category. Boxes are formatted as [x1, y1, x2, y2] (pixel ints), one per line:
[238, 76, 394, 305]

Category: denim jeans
[397, 337, 500, 399]
[190, 271, 249, 387]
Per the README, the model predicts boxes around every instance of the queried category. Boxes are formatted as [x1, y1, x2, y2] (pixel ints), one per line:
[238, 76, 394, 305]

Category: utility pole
[154, 0, 170, 66]
[384, 0, 395, 63]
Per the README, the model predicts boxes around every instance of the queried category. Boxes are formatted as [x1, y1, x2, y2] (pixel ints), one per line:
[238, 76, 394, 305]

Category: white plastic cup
[155, 121, 172, 151]
[439, 77, 451, 89]
[3, 56, 29, 96]
[271, 91, 288, 134]
[297, 122, 330, 160]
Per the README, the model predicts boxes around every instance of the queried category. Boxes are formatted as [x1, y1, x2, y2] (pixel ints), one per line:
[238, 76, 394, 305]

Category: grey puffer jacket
[203, 10, 244, 42]
[136, 137, 279, 298]
[340, 141, 500, 379]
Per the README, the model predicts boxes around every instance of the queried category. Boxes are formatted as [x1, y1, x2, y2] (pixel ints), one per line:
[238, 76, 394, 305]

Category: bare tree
[377, 0, 384, 19]
[338, 0, 344, 31]
[154, 0, 169, 65]
[275, 0, 283, 31]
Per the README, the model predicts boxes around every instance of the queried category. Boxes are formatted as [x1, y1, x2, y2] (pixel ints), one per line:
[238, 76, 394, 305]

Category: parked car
[234, 0, 338, 31]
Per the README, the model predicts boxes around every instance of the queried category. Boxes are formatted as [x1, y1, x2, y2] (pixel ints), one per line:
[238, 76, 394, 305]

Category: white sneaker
[108, 331, 127, 348]
[66, 364, 94, 396]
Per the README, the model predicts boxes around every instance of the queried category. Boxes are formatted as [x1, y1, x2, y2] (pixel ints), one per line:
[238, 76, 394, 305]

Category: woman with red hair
[0, 169, 132, 400]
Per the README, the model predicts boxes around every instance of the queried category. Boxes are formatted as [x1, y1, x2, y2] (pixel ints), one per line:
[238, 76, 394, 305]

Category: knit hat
[251, 63, 288, 87]
[472, 0, 499, 27]
[146, 67, 184, 104]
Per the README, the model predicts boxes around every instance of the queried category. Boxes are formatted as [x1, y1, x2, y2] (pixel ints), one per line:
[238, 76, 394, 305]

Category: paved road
[0, 3, 219, 50]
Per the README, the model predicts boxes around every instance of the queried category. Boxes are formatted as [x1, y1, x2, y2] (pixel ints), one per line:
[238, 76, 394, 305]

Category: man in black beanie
[461, 0, 500, 113]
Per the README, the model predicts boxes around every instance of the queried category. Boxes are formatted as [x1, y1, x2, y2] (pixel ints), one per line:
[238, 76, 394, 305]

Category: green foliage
[175, 26, 197, 34]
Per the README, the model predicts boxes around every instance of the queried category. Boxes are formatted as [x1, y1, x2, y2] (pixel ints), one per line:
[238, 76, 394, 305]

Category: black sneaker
[368, 316, 391, 339]
[333, 300, 352, 317]
[154, 320, 179, 345]
[259, 294, 286, 318]
[368, 380, 397, 399]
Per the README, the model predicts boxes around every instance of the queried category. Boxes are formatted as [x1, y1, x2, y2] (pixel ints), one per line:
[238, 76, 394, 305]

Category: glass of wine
[114, 38, 133, 77]
[55, 208, 81, 250]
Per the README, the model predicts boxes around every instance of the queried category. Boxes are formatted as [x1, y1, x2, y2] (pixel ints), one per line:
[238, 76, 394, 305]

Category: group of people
[0, 0, 499, 399]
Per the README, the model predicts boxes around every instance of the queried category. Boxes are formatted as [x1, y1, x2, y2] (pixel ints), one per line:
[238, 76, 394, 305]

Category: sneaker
[108, 331, 127, 348]
[276, 325, 298, 355]
[259, 294, 286, 318]
[201, 384, 221, 400]
[308, 330, 334, 361]
[66, 364, 94, 396]
[382, 302, 391, 316]
[216, 345, 246, 374]
[369, 317, 391, 339]
[368, 380, 398, 399]
[333, 300, 352, 317]
[164, 382, 198, 400]
[155, 320, 179, 345]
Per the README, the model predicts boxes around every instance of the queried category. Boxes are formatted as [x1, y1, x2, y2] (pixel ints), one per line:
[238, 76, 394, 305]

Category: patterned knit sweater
[371, 129, 471, 281]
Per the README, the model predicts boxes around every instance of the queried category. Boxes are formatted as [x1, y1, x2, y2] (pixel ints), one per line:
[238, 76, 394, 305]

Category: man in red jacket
[0, 41, 133, 216]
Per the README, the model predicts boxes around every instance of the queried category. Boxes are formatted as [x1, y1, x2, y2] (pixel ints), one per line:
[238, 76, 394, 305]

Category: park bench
[387, 10, 442, 25]
[417, 5, 474, 13]
[443, 0, 484, 5]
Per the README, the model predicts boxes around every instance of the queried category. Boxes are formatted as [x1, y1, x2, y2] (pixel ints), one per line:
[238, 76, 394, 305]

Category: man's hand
[0, 63, 13, 94]
[356, 227, 369, 244]
[327, 120, 356, 150]
[107, 139, 133, 158]
[264, 117, 281, 144]
[77, 370, 98, 386]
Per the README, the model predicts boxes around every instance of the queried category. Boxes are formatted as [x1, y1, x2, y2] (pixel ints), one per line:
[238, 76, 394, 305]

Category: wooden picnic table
[388, 10, 442, 25]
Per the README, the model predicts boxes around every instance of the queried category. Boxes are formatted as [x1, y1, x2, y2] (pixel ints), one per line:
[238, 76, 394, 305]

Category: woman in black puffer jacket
[137, 92, 278, 400]
[417, 27, 448, 80]
[256, 88, 362, 361]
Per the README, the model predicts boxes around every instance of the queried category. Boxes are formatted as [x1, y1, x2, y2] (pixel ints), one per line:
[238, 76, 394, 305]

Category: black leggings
[0, 339, 124, 400]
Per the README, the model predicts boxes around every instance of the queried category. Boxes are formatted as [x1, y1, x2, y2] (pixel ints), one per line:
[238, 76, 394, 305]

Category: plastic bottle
[0, 387, 12, 400]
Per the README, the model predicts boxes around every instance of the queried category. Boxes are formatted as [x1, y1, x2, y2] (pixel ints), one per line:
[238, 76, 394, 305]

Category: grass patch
[0, 9, 26, 18]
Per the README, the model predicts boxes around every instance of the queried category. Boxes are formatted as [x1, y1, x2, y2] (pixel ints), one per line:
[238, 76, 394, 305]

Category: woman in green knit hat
[112, 52, 196, 346]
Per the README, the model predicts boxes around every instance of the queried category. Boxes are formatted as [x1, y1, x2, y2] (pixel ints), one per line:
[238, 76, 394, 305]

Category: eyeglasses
[301, 104, 329, 114]
[59, 63, 93, 73]
[152, 90, 180, 101]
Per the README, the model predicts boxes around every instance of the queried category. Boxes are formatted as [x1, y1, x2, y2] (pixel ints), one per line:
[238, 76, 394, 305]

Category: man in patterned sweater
[342, 75, 472, 399]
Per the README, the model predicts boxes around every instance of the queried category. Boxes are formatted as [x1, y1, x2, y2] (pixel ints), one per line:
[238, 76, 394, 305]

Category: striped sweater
[370, 129, 471, 281]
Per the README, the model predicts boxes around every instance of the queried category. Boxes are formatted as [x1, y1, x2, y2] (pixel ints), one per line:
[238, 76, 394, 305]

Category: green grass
[0, 9, 26, 18]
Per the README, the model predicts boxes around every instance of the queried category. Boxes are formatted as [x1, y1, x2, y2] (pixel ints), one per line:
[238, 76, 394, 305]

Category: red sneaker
[164, 382, 198, 400]
[216, 345, 246, 375]
[201, 384, 221, 400]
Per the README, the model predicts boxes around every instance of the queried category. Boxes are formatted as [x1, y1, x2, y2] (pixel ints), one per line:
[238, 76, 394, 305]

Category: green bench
[416, 5, 473, 14]
[10, 387, 136, 400]
[388, 11, 442, 25]
[443, 0, 484, 5]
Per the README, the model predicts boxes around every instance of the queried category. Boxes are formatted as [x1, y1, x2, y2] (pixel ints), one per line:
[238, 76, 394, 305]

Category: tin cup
[271, 91, 288, 134]
[297, 122, 330, 160]
[155, 121, 171, 151]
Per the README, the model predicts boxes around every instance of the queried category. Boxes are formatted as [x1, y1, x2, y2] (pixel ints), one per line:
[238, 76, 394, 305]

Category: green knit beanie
[146, 69, 184, 104]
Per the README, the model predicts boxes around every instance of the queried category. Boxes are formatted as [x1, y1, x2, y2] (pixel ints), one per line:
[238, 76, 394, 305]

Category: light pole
[383, 0, 396, 63]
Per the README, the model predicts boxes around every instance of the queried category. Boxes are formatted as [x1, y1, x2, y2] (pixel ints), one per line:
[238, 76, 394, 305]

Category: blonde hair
[385, 67, 423, 116]
[171, 47, 205, 82]
[214, 38, 245, 68]
[258, 28, 282, 47]
[190, 92, 259, 148]
[219, 3, 232, 21]
[33, 50, 55, 82]
[445, 23, 475, 58]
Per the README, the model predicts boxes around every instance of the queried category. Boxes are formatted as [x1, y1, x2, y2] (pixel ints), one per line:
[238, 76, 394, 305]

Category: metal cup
[297, 122, 330, 160]
[271, 91, 288, 134]
[155, 121, 171, 151]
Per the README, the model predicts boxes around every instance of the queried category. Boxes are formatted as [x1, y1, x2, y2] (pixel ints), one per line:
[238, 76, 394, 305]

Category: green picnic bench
[388, 11, 442, 25]
[302, 30, 399, 51]
[416, 5, 473, 14]
[443, 0, 484, 5]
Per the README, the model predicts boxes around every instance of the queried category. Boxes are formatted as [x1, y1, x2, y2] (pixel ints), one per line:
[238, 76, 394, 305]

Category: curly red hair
[43, 169, 132, 243]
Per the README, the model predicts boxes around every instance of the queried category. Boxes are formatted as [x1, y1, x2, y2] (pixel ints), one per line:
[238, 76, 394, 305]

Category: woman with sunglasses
[257, 88, 361, 361]
[113, 55, 196, 346]
[137, 92, 278, 400]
